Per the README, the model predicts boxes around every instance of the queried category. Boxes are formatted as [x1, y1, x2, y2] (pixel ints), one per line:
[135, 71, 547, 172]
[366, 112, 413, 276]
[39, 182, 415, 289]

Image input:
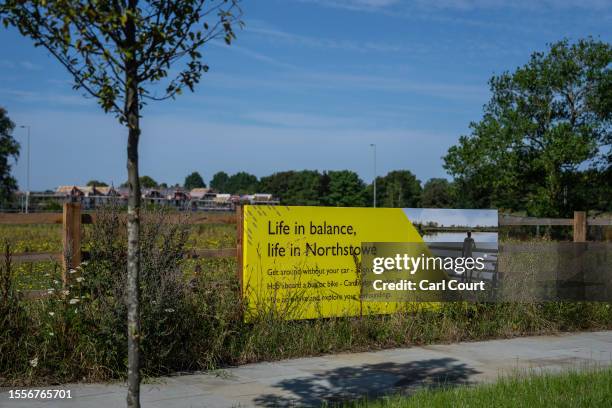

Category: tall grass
[1, 207, 611, 386]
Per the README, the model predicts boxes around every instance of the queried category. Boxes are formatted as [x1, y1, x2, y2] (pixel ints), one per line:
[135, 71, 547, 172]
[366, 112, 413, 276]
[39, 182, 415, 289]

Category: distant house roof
[116, 187, 130, 198]
[253, 193, 273, 201]
[190, 188, 215, 199]
[93, 186, 119, 196]
[213, 193, 231, 203]
[56, 185, 84, 196]
[79, 186, 95, 195]
[167, 190, 189, 200]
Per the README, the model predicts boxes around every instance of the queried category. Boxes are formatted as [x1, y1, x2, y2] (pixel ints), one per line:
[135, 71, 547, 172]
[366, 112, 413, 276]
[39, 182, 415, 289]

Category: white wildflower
[69, 269, 77, 274]
[69, 298, 80, 305]
[53, 280, 60, 285]
[62, 290, 70, 296]
[49, 332, 54, 336]
[164, 308, 175, 313]
[76, 277, 85, 283]
[47, 289, 54, 294]
[48, 312, 55, 317]
[29, 357, 38, 368]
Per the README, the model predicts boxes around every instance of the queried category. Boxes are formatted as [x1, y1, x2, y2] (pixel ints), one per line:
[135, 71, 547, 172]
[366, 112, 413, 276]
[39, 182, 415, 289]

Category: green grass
[2, 218, 612, 387]
[345, 368, 612, 407]
[0, 224, 62, 253]
[6, 223, 236, 291]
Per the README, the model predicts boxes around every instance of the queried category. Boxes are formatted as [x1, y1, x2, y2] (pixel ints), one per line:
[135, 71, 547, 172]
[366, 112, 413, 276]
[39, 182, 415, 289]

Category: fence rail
[0, 211, 237, 225]
[5, 207, 612, 270]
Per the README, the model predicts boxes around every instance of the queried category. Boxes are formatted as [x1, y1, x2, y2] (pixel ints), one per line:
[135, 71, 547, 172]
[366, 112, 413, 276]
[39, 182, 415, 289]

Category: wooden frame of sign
[236, 204, 244, 294]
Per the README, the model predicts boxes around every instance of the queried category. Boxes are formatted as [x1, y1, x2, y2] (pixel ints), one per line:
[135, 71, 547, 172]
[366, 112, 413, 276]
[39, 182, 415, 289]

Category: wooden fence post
[62, 202, 81, 283]
[236, 205, 244, 294]
[573, 211, 587, 242]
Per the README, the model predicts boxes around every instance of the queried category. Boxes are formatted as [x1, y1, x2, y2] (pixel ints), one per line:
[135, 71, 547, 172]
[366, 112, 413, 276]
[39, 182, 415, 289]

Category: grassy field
[343, 368, 612, 407]
[2, 222, 236, 291]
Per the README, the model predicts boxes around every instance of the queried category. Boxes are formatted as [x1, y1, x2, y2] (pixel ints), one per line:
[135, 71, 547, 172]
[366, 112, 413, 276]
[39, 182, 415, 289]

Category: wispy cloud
[0, 88, 93, 106]
[298, 0, 610, 12]
[246, 24, 416, 54]
[205, 70, 487, 102]
[297, 0, 400, 13]
[211, 41, 298, 69]
[241, 110, 365, 129]
[0, 60, 42, 71]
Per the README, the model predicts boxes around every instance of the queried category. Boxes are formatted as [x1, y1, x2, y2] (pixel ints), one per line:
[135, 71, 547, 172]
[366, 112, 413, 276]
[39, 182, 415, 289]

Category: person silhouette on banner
[461, 231, 476, 282]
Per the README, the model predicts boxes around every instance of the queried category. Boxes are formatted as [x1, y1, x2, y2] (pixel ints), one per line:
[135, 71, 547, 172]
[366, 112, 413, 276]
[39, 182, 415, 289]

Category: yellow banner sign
[241, 205, 430, 320]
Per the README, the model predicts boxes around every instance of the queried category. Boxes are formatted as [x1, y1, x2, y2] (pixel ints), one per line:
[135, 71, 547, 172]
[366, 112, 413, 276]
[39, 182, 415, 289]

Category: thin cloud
[211, 41, 298, 70]
[242, 110, 365, 129]
[205, 70, 488, 102]
[299, 0, 610, 12]
[247, 25, 415, 54]
[0, 60, 42, 70]
[0, 88, 93, 107]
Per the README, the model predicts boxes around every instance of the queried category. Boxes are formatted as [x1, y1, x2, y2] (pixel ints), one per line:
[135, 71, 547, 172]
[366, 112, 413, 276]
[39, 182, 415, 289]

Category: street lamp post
[19, 125, 30, 214]
[370, 143, 376, 208]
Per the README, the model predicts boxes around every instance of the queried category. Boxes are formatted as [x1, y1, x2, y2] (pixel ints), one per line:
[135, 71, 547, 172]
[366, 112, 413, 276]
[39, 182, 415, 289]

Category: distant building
[189, 188, 216, 200]
[10, 184, 278, 213]
[55, 185, 85, 200]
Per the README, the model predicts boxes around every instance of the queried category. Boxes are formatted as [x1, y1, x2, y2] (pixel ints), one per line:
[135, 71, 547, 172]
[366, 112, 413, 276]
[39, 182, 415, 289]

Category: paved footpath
[2, 331, 612, 408]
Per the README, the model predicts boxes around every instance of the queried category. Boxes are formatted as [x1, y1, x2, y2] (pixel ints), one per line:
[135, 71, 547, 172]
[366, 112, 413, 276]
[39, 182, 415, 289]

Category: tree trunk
[126, 97, 141, 408]
[125, 3, 141, 406]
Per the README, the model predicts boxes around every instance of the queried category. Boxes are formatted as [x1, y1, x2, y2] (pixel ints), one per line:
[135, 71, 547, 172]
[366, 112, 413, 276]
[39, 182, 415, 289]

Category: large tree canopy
[369, 170, 421, 208]
[259, 170, 324, 206]
[420, 178, 454, 208]
[444, 38, 611, 216]
[322, 170, 366, 207]
[226, 171, 258, 195]
[209, 171, 229, 192]
[0, 107, 20, 205]
[86, 179, 109, 187]
[184, 171, 205, 190]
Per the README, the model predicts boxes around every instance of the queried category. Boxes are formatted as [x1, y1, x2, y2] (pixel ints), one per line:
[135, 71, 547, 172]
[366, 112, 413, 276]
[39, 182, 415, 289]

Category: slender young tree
[0, 1, 242, 407]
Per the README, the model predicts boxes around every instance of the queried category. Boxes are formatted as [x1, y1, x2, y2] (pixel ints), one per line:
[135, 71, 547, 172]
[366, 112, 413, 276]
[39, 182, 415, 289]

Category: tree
[420, 178, 455, 208]
[444, 39, 611, 216]
[139, 176, 158, 189]
[184, 171, 205, 190]
[259, 170, 323, 205]
[226, 171, 258, 194]
[322, 170, 366, 207]
[370, 170, 421, 208]
[86, 180, 108, 187]
[122, 175, 158, 189]
[0, 107, 20, 206]
[210, 171, 229, 192]
[0, 2, 242, 406]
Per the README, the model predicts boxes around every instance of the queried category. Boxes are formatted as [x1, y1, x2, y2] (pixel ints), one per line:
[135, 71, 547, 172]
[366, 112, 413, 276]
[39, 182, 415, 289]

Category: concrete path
[2, 331, 612, 408]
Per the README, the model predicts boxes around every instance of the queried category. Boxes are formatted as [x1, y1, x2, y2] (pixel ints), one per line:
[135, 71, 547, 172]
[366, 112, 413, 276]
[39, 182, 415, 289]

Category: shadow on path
[253, 357, 480, 407]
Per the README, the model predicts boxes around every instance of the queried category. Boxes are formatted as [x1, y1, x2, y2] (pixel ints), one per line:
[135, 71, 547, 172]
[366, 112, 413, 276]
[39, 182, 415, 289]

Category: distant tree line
[192, 169, 453, 209]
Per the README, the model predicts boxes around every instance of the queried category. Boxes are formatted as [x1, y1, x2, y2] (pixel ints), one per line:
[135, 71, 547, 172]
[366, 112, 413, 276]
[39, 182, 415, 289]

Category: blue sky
[1, 0, 610, 191]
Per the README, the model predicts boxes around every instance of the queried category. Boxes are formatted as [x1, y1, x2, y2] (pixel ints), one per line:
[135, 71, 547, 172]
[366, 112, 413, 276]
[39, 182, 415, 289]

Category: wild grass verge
[1, 207, 611, 386]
